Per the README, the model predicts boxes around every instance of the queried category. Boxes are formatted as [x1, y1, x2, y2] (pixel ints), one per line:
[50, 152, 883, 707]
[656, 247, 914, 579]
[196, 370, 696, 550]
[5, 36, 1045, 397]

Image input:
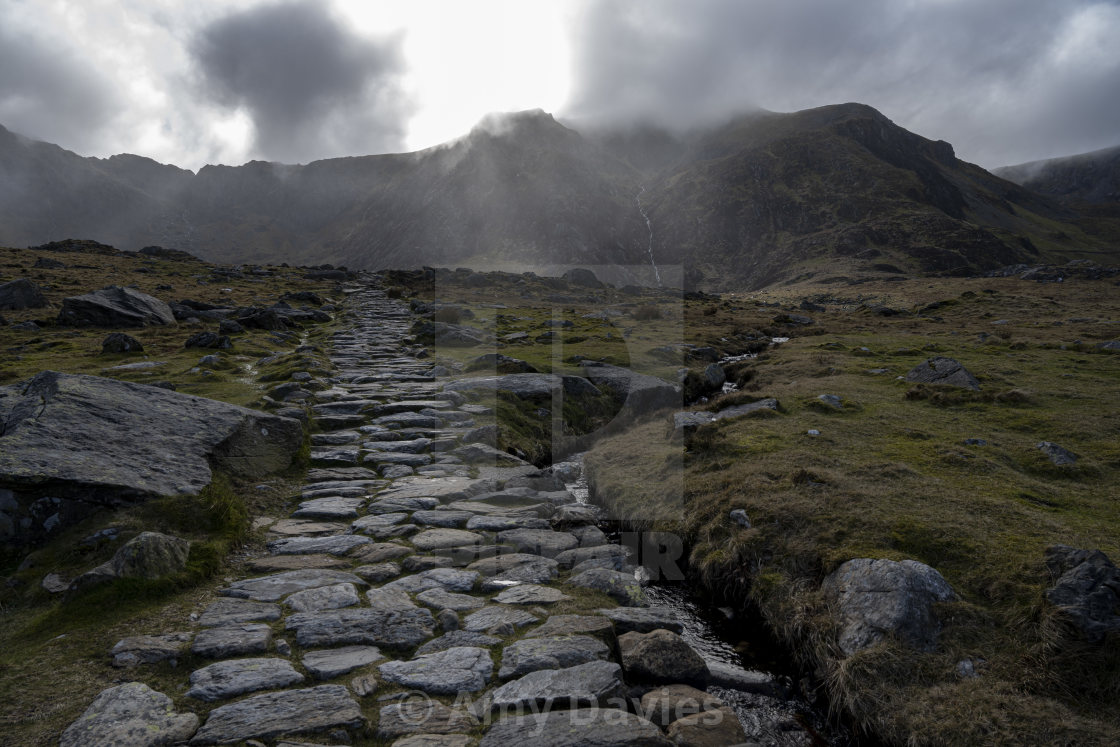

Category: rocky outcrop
[58, 285, 175, 327]
[583, 363, 680, 418]
[1044, 545, 1120, 642]
[0, 278, 48, 310]
[823, 558, 957, 655]
[904, 357, 980, 390]
[0, 371, 303, 543]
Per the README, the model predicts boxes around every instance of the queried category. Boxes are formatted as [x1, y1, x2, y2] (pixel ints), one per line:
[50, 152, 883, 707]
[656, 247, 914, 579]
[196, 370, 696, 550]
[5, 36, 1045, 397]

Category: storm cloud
[190, 0, 412, 163]
[565, 0, 1120, 168]
[0, 21, 121, 153]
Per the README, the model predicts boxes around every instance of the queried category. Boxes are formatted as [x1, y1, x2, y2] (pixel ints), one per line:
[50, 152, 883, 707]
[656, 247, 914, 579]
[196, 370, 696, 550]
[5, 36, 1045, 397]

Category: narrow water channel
[560, 455, 854, 746]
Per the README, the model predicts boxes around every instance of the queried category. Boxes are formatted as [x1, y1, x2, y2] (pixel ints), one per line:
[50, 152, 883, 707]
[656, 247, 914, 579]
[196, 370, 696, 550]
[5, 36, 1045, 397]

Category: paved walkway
[60, 281, 764, 746]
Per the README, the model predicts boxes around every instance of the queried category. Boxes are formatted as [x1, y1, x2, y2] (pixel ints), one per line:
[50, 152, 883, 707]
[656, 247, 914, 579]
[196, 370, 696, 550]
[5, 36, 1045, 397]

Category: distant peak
[469, 109, 573, 141]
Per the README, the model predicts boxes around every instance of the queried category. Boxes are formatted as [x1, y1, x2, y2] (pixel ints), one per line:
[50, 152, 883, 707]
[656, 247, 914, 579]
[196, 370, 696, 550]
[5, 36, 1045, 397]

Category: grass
[0, 244, 343, 745]
[582, 272, 1120, 745]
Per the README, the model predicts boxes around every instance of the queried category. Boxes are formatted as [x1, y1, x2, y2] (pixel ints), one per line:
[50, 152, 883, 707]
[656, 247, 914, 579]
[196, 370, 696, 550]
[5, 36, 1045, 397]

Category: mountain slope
[994, 145, 1120, 203]
[0, 107, 1116, 289]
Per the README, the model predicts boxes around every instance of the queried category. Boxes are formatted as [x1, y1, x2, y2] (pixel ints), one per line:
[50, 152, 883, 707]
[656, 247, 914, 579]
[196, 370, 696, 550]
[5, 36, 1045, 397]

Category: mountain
[994, 145, 1120, 204]
[1, 106, 1117, 289]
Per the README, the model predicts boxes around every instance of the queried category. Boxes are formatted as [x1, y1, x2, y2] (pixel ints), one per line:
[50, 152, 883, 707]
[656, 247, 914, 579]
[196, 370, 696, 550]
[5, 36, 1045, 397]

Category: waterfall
[636, 186, 662, 287]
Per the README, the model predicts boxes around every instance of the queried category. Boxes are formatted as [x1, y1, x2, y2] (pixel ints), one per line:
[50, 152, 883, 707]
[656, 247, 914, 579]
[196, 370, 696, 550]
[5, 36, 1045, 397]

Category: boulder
[0, 278, 48, 310]
[60, 682, 199, 747]
[822, 558, 957, 655]
[1037, 441, 1078, 466]
[563, 268, 603, 287]
[618, 629, 709, 686]
[640, 684, 724, 727]
[58, 286, 175, 327]
[665, 706, 748, 747]
[101, 332, 144, 354]
[0, 372, 303, 542]
[582, 363, 680, 416]
[185, 331, 232, 349]
[1044, 545, 1120, 642]
[465, 353, 539, 374]
[569, 568, 648, 606]
[904, 357, 980, 390]
[71, 531, 190, 592]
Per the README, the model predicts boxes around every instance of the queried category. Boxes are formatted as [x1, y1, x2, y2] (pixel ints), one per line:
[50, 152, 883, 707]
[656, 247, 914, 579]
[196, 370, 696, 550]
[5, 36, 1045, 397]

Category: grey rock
[222, 569, 366, 602]
[352, 543, 412, 563]
[286, 601, 434, 649]
[383, 568, 480, 594]
[101, 332, 144, 354]
[367, 496, 440, 514]
[497, 528, 579, 558]
[479, 708, 671, 747]
[463, 606, 538, 632]
[391, 736, 472, 747]
[268, 534, 371, 556]
[293, 496, 367, 520]
[618, 629, 709, 686]
[412, 528, 485, 551]
[1044, 545, 1120, 642]
[639, 684, 724, 727]
[822, 557, 957, 655]
[268, 518, 349, 536]
[466, 514, 551, 532]
[665, 706, 748, 747]
[354, 562, 402, 583]
[379, 646, 493, 694]
[186, 658, 304, 701]
[413, 509, 474, 528]
[703, 363, 726, 388]
[904, 357, 981, 390]
[0, 372, 302, 541]
[416, 587, 487, 611]
[452, 443, 532, 466]
[191, 624, 272, 658]
[284, 582, 362, 612]
[303, 645, 384, 679]
[311, 449, 360, 467]
[570, 525, 607, 548]
[817, 394, 843, 409]
[494, 584, 569, 605]
[60, 682, 199, 747]
[376, 700, 478, 739]
[555, 544, 631, 570]
[480, 661, 624, 715]
[1037, 441, 1078, 466]
[582, 363, 681, 417]
[41, 572, 70, 593]
[729, 508, 751, 528]
[189, 685, 364, 744]
[59, 285, 175, 327]
[416, 630, 502, 655]
[568, 568, 648, 606]
[350, 672, 378, 696]
[549, 504, 601, 529]
[0, 278, 48, 310]
[110, 632, 192, 667]
[438, 608, 460, 631]
[525, 614, 615, 641]
[498, 635, 610, 679]
[706, 661, 789, 697]
[597, 607, 684, 635]
[72, 531, 190, 591]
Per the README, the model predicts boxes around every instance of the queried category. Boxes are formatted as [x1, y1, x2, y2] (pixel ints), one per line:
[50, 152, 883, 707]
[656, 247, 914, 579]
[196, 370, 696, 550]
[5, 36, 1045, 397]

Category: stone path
[62, 280, 776, 746]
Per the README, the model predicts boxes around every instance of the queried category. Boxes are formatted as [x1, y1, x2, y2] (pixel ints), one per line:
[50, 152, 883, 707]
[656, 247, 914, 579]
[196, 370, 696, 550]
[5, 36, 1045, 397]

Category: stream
[560, 456, 853, 746]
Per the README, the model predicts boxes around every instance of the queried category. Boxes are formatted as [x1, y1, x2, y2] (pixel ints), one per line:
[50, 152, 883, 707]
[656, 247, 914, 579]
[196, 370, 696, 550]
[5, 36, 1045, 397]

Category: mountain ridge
[1, 106, 1117, 289]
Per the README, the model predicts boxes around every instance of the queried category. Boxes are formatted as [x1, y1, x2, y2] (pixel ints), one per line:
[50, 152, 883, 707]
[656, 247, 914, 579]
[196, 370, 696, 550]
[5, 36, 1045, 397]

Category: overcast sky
[1, 0, 1117, 170]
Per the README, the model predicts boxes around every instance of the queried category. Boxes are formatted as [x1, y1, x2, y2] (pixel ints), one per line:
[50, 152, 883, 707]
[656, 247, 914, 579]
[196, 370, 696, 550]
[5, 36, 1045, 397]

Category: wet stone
[284, 582, 362, 613]
[412, 528, 485, 551]
[303, 645, 384, 680]
[222, 569, 366, 602]
[60, 682, 199, 747]
[379, 646, 493, 694]
[110, 632, 192, 668]
[416, 630, 502, 655]
[568, 568, 648, 607]
[189, 685, 364, 745]
[376, 700, 479, 740]
[498, 635, 611, 679]
[494, 584, 569, 605]
[186, 658, 304, 702]
[268, 534, 371, 556]
[462, 606, 538, 632]
[412, 509, 474, 528]
[354, 562, 402, 582]
[191, 624, 272, 658]
[198, 598, 282, 627]
[293, 497, 367, 520]
[478, 661, 624, 716]
[416, 587, 487, 611]
[597, 607, 684, 635]
[478, 708, 670, 747]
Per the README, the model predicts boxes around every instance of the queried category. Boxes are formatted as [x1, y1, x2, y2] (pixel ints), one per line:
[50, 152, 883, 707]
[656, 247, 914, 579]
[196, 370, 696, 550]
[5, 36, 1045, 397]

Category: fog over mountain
[3, 105, 1117, 290]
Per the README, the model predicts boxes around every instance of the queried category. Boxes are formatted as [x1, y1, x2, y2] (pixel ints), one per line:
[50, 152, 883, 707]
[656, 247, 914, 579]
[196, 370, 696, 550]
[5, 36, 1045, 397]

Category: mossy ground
[0, 245, 342, 744]
[578, 273, 1120, 745]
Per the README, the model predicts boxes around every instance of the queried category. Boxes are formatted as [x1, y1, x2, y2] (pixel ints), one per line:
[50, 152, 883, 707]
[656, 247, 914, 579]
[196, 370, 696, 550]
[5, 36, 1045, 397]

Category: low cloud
[0, 23, 121, 152]
[564, 0, 1120, 167]
[190, 0, 412, 163]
